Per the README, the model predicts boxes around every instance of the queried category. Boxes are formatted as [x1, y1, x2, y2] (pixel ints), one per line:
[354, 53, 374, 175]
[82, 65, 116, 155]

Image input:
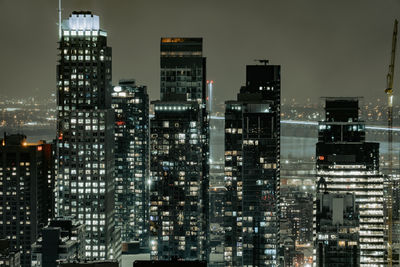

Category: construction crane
[386, 19, 398, 267]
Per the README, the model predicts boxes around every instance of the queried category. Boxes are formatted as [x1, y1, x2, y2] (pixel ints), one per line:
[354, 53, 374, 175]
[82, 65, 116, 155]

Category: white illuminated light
[114, 86, 122, 92]
[67, 14, 100, 31]
[147, 179, 151, 185]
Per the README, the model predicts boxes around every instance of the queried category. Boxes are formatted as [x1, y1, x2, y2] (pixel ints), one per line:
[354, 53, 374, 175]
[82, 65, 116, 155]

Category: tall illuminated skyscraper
[314, 98, 384, 266]
[112, 79, 149, 248]
[149, 38, 209, 261]
[55, 11, 120, 260]
[223, 63, 281, 266]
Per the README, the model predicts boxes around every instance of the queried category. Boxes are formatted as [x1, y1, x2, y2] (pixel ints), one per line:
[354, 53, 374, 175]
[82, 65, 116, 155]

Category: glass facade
[160, 38, 206, 103]
[224, 64, 281, 267]
[55, 11, 120, 260]
[112, 80, 149, 247]
[150, 37, 209, 261]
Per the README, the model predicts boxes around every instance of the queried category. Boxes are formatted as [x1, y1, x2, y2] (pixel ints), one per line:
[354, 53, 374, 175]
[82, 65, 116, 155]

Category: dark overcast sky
[0, 0, 399, 104]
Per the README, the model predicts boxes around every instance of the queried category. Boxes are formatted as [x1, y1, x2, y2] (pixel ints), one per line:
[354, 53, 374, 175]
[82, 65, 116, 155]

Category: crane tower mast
[386, 19, 398, 267]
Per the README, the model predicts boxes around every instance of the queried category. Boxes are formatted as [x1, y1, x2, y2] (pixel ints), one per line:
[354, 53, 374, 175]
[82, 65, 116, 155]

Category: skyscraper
[223, 63, 281, 266]
[315, 97, 384, 266]
[55, 11, 120, 260]
[149, 38, 209, 261]
[112, 79, 149, 249]
[0, 134, 53, 267]
[160, 38, 206, 103]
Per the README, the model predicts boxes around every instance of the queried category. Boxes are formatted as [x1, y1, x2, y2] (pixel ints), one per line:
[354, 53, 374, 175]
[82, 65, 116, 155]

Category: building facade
[0, 239, 21, 267]
[112, 79, 149, 248]
[0, 134, 53, 267]
[55, 11, 120, 260]
[149, 38, 209, 261]
[223, 64, 281, 266]
[314, 98, 385, 266]
[315, 193, 359, 266]
[31, 217, 85, 267]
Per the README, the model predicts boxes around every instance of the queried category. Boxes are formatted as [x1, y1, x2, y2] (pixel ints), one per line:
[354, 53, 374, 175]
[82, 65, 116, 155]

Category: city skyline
[0, 3, 399, 267]
[0, 0, 399, 104]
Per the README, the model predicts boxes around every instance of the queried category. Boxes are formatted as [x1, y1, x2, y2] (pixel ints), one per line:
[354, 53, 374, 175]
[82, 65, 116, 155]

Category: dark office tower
[315, 193, 360, 266]
[149, 37, 209, 261]
[0, 134, 54, 267]
[160, 38, 206, 102]
[315, 98, 384, 267]
[160, 38, 209, 221]
[56, 12, 120, 260]
[224, 63, 280, 267]
[160, 39, 210, 235]
[111, 80, 149, 249]
[31, 217, 85, 267]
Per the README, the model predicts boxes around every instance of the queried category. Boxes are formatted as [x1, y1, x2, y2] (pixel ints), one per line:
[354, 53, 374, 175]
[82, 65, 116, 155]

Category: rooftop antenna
[58, 0, 62, 40]
[254, 59, 269, 65]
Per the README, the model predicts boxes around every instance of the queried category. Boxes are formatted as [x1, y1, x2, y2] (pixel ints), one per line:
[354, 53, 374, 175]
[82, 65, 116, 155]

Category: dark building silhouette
[0, 239, 20, 267]
[31, 217, 85, 267]
[223, 63, 281, 266]
[112, 80, 149, 249]
[56, 11, 120, 260]
[149, 38, 209, 261]
[315, 97, 384, 266]
[0, 134, 53, 267]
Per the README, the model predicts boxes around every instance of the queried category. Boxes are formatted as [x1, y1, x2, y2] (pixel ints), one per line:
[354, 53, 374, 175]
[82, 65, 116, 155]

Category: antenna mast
[58, 0, 62, 40]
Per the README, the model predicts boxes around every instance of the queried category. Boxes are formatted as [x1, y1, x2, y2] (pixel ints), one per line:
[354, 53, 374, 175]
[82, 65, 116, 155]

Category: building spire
[58, 0, 62, 40]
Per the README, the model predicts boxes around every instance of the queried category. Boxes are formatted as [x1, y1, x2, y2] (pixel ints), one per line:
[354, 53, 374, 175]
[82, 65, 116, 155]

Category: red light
[210, 80, 214, 84]
[207, 80, 209, 83]
[116, 121, 125, 126]
[58, 133, 63, 140]
[318, 156, 325, 160]
[37, 146, 42, 151]
[206, 97, 209, 101]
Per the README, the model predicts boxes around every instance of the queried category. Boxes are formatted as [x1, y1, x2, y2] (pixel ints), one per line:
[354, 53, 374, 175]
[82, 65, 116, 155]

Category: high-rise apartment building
[0, 134, 53, 267]
[280, 188, 313, 266]
[315, 98, 384, 266]
[112, 79, 149, 248]
[223, 63, 281, 266]
[279, 161, 315, 267]
[55, 11, 120, 260]
[149, 38, 209, 261]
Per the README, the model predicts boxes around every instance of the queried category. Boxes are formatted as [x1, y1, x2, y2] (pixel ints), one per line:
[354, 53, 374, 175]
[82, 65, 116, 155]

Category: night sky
[0, 0, 399, 105]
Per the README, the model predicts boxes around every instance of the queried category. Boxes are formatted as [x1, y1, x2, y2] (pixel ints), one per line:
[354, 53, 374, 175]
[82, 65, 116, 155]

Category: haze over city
[1, 0, 399, 103]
